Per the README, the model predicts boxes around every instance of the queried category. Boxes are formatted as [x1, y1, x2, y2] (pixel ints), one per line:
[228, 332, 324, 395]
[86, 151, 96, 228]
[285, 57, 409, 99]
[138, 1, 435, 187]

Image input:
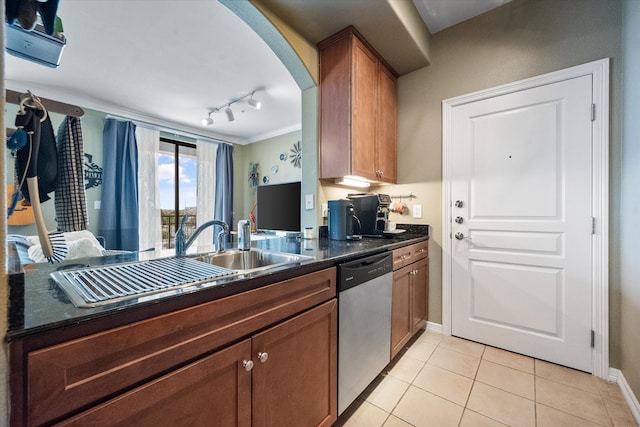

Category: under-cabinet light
[335, 176, 371, 188]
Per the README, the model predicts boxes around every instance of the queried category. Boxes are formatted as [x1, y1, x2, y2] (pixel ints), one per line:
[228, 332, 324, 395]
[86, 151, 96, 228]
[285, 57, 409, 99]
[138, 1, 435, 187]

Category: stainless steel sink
[51, 249, 313, 308]
[194, 249, 313, 272]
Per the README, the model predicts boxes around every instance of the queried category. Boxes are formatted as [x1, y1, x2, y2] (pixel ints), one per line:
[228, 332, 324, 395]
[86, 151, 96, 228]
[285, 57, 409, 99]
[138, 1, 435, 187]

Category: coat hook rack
[6, 89, 84, 117]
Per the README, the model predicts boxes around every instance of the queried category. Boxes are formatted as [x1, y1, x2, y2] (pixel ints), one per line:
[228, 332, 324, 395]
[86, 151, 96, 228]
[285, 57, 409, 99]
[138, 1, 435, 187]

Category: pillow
[26, 230, 106, 263]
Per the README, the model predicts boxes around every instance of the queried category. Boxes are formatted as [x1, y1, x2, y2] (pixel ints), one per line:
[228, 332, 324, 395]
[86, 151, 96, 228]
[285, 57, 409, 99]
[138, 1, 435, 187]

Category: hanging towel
[55, 116, 88, 232]
[15, 107, 58, 203]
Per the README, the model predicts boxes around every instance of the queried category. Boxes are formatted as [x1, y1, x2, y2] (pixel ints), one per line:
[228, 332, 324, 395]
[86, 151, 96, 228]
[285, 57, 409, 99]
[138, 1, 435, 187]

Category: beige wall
[396, 0, 623, 373]
[621, 0, 640, 401]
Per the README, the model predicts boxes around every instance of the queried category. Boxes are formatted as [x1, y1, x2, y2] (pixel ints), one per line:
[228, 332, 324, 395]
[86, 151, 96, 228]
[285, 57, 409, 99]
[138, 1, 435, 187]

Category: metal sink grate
[50, 257, 237, 307]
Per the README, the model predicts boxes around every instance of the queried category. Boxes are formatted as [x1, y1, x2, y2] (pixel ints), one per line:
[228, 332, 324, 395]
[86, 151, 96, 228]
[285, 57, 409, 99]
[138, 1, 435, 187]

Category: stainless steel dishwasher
[338, 251, 393, 415]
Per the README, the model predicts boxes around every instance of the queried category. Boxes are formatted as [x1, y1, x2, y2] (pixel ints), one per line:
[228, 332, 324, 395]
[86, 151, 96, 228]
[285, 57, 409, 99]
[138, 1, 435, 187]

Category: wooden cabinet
[391, 241, 429, 359]
[391, 264, 412, 358]
[55, 339, 253, 426]
[392, 240, 428, 270]
[411, 257, 429, 334]
[14, 268, 337, 427]
[252, 300, 337, 427]
[318, 26, 398, 183]
[57, 300, 338, 427]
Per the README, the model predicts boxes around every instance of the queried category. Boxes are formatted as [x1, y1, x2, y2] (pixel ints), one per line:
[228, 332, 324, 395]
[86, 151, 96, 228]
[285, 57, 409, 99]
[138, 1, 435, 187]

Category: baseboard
[609, 368, 640, 425]
[426, 321, 443, 334]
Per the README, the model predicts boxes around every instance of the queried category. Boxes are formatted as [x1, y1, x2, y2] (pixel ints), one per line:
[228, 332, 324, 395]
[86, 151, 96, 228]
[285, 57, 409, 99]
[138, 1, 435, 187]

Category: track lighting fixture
[201, 111, 213, 126]
[247, 93, 261, 110]
[202, 90, 261, 126]
[225, 106, 235, 122]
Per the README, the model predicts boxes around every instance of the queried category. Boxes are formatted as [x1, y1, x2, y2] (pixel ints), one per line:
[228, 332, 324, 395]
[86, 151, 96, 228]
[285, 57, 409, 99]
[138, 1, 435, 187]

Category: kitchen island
[7, 226, 428, 426]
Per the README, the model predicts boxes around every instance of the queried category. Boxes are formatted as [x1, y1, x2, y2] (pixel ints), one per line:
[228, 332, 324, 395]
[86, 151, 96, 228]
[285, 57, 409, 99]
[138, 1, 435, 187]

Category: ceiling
[4, 0, 509, 145]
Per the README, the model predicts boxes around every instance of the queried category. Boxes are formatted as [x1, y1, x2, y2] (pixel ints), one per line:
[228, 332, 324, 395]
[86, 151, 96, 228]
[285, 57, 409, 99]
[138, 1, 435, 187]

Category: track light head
[202, 112, 213, 126]
[247, 96, 261, 110]
[225, 106, 235, 122]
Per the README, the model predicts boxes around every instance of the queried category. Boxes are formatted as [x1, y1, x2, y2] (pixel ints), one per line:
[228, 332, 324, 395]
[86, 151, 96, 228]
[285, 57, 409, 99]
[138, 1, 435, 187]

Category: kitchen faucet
[175, 216, 230, 256]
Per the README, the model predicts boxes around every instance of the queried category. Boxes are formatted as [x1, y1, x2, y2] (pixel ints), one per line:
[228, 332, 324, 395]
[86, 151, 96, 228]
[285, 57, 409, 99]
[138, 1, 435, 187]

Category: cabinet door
[411, 257, 429, 334]
[56, 339, 252, 427]
[376, 64, 397, 183]
[319, 34, 352, 179]
[391, 266, 412, 359]
[252, 300, 337, 427]
[351, 37, 378, 181]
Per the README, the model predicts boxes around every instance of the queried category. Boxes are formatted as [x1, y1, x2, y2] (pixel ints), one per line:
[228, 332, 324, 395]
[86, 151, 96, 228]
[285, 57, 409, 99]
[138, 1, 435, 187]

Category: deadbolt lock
[454, 200, 464, 208]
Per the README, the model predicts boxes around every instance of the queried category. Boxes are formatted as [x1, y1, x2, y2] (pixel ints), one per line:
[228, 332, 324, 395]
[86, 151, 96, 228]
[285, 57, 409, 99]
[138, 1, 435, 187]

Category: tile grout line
[351, 333, 632, 427]
[365, 338, 433, 427]
[534, 358, 538, 427]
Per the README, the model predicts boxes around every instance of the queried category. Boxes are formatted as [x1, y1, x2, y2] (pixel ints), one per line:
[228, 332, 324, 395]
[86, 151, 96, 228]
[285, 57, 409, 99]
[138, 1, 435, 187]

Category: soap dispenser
[238, 219, 251, 251]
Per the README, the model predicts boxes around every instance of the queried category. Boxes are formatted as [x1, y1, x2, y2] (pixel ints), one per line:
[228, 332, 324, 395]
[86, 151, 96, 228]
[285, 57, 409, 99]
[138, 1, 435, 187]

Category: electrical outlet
[94, 200, 101, 210]
[305, 194, 314, 210]
[413, 204, 422, 218]
[321, 203, 328, 218]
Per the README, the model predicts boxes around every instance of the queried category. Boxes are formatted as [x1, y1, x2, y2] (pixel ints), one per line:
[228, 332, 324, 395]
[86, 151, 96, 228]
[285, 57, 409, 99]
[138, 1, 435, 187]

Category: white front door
[449, 75, 593, 372]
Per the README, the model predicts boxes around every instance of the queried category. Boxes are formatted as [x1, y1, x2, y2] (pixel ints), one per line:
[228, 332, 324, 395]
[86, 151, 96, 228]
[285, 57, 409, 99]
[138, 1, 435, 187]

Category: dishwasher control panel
[338, 252, 393, 292]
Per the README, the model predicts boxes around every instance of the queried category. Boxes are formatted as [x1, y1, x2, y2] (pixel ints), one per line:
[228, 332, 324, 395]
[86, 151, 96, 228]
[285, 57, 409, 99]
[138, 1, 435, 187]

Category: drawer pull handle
[243, 360, 254, 371]
[258, 352, 269, 363]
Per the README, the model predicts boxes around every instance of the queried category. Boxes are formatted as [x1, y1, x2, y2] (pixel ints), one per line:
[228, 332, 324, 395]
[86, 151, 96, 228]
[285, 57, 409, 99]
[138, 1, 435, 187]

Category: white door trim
[442, 58, 610, 378]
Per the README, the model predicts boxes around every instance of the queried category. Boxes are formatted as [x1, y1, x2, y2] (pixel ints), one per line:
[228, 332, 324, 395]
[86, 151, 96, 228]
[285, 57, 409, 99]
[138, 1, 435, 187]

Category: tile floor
[338, 330, 638, 427]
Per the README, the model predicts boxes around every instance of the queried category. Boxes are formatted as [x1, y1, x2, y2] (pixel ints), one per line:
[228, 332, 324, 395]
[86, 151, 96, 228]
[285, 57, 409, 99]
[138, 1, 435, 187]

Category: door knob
[455, 232, 465, 240]
[455, 216, 464, 224]
[258, 352, 269, 363]
[454, 200, 464, 208]
[243, 360, 254, 371]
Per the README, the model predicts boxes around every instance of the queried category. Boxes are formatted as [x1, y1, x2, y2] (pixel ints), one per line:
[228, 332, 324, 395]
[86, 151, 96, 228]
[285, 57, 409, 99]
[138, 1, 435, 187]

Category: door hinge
[591, 104, 596, 122]
[592, 217, 596, 235]
[591, 330, 595, 348]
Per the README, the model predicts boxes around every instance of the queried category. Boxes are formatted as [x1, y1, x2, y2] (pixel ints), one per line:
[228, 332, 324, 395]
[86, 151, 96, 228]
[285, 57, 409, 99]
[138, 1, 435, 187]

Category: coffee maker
[328, 199, 358, 240]
[347, 193, 391, 236]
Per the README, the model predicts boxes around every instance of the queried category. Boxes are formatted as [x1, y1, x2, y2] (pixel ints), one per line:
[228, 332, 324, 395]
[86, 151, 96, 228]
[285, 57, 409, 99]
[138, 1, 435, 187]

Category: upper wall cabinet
[318, 26, 398, 184]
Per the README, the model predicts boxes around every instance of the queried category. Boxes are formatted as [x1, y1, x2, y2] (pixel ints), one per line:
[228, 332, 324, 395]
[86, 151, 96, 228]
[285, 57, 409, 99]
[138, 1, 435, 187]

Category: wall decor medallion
[271, 165, 278, 174]
[263, 175, 269, 184]
[289, 141, 301, 168]
[279, 153, 287, 161]
[248, 162, 260, 188]
[84, 153, 103, 190]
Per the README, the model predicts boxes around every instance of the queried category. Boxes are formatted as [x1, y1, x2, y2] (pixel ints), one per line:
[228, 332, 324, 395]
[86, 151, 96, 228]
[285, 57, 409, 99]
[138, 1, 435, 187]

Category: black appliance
[328, 199, 359, 240]
[347, 193, 392, 236]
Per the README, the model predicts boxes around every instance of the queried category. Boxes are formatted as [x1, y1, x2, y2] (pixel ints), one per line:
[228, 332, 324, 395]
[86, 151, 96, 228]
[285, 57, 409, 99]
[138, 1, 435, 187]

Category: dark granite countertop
[6, 225, 429, 342]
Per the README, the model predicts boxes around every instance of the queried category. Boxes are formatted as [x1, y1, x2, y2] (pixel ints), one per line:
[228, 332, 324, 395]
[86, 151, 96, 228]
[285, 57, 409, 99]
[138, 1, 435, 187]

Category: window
[158, 138, 197, 249]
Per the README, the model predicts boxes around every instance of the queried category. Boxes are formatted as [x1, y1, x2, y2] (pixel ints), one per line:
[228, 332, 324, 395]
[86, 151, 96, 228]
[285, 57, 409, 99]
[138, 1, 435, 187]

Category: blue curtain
[214, 143, 234, 247]
[98, 119, 139, 251]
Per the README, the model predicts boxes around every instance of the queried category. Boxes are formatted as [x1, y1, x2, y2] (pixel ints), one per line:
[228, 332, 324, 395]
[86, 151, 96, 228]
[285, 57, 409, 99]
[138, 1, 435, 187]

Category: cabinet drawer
[55, 340, 253, 427]
[392, 240, 428, 270]
[27, 267, 336, 426]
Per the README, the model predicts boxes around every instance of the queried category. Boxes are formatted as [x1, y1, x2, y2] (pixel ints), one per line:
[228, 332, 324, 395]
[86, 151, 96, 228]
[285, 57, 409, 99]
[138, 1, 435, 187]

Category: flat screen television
[256, 181, 301, 232]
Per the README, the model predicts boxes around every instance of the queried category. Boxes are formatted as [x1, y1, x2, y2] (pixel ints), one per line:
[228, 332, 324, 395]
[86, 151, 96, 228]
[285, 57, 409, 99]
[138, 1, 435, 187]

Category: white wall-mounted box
[6, 23, 66, 68]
